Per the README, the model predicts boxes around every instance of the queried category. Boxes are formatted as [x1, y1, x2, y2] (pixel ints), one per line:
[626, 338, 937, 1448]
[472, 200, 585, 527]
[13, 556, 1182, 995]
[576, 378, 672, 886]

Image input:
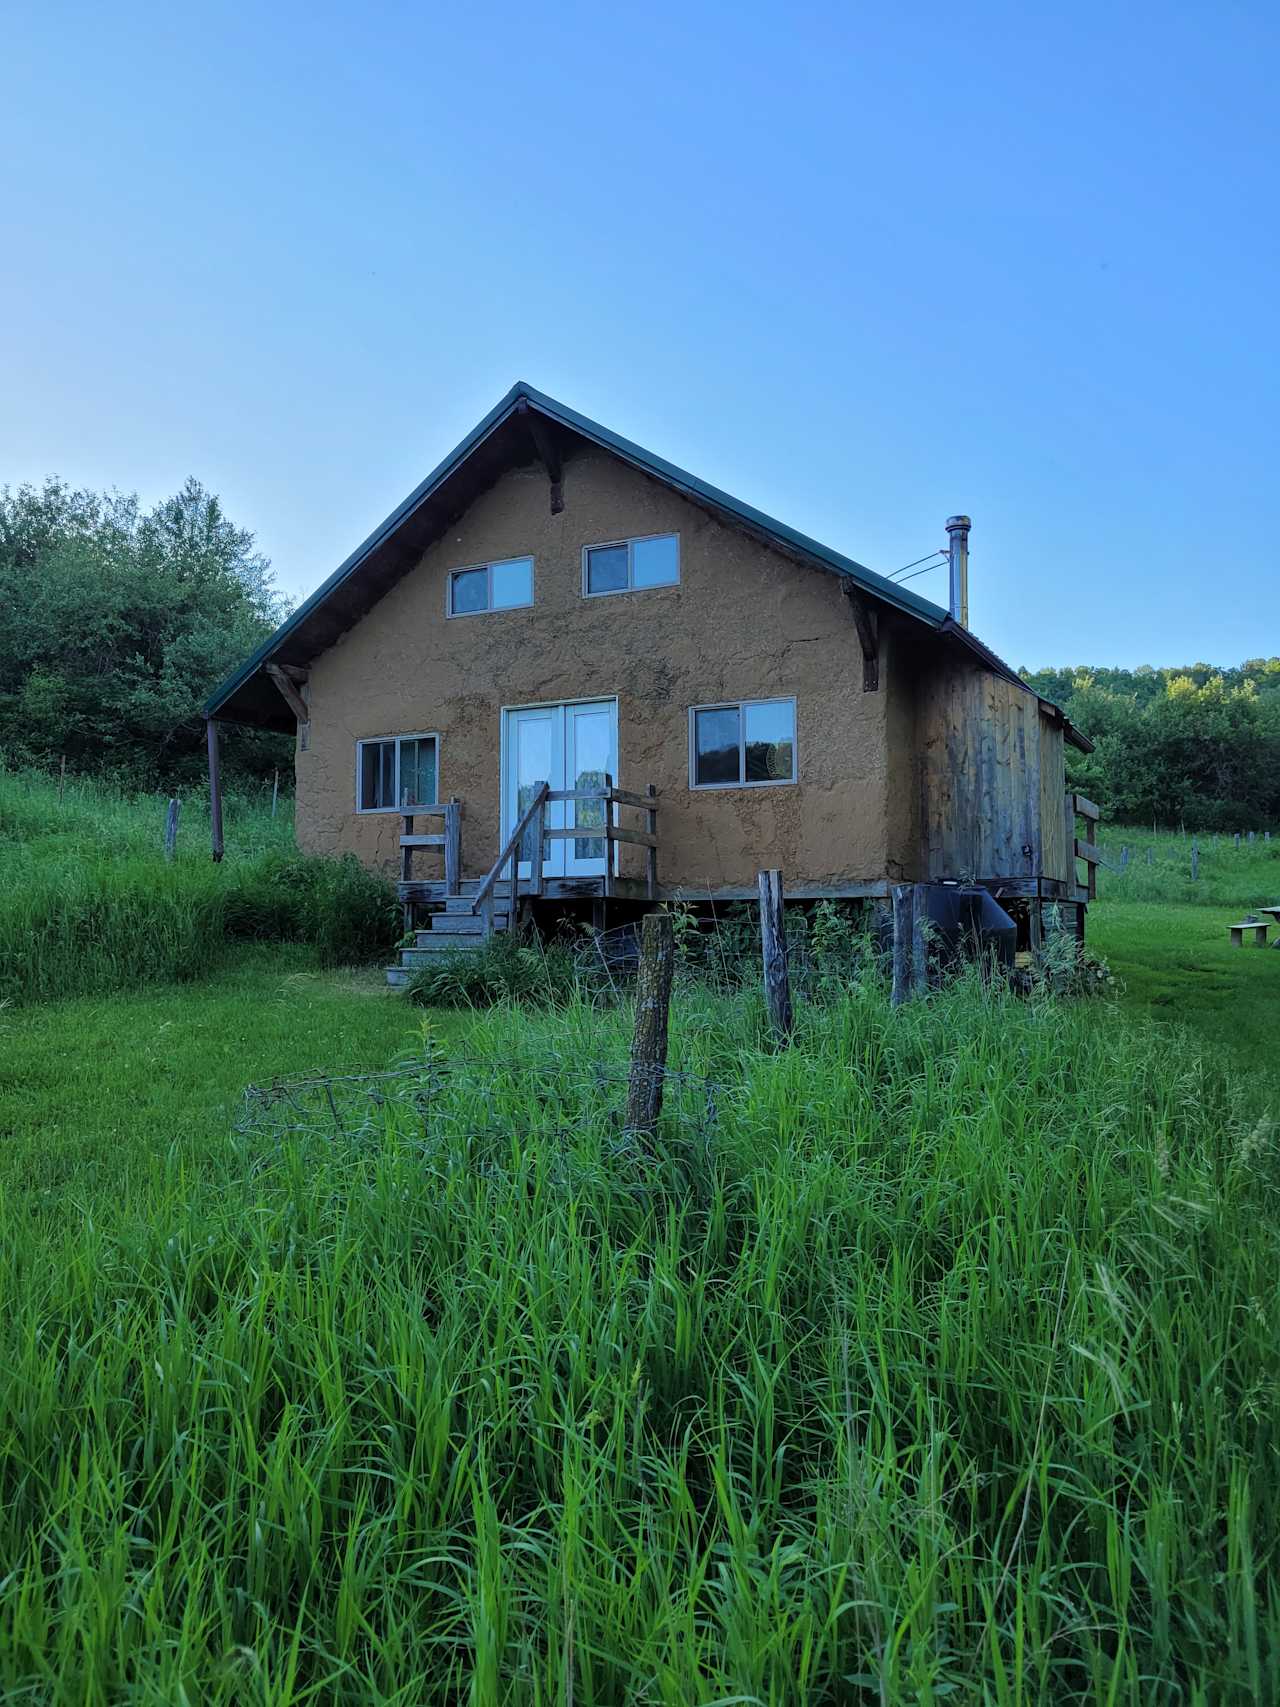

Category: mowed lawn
[1091, 901, 1280, 1093]
[0, 947, 441, 1204]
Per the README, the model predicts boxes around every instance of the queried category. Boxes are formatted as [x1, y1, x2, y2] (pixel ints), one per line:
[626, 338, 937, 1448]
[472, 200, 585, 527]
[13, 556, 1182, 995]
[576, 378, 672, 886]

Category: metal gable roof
[204, 380, 1089, 749]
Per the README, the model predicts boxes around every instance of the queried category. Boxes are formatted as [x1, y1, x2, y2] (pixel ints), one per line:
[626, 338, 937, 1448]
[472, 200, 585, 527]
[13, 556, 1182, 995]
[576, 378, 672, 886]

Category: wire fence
[236, 1049, 725, 1183]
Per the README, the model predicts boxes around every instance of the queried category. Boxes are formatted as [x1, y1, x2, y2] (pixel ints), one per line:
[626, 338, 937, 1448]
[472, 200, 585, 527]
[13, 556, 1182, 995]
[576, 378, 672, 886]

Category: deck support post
[757, 869, 793, 1042]
[894, 887, 914, 1003]
[206, 718, 224, 863]
[624, 912, 674, 1150]
[645, 783, 658, 900]
[444, 798, 462, 895]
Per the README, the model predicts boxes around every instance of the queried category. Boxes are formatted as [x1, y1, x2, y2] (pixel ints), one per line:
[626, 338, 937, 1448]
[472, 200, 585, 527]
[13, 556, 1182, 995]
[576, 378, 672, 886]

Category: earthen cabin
[206, 383, 1095, 975]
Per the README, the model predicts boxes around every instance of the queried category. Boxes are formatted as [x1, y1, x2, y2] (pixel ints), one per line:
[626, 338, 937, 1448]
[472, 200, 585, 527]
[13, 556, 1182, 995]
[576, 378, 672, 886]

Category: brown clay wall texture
[295, 450, 893, 890]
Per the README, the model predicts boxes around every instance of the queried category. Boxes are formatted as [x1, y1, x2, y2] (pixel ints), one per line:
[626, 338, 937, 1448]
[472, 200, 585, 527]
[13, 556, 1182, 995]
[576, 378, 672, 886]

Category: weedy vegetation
[0, 767, 399, 1002]
[2, 969, 1279, 1701]
[2, 774, 1278, 1701]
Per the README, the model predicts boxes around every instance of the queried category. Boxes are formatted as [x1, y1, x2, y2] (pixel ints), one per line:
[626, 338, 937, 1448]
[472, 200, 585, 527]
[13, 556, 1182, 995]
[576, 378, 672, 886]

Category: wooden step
[429, 912, 505, 935]
[399, 940, 487, 964]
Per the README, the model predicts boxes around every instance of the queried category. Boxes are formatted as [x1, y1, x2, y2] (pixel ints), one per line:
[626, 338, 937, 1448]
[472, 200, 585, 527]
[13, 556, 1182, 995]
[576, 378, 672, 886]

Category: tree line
[1021, 659, 1280, 829]
[2, 474, 1277, 825]
[0, 477, 291, 787]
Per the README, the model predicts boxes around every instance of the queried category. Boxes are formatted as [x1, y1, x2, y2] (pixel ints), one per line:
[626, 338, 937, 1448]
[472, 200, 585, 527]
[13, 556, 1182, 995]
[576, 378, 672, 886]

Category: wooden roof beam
[265, 663, 310, 726]
[518, 402, 564, 514]
[841, 582, 879, 691]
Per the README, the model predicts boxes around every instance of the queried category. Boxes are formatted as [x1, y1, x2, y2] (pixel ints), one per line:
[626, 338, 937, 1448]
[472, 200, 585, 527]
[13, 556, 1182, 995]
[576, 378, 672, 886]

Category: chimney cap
[945, 515, 971, 532]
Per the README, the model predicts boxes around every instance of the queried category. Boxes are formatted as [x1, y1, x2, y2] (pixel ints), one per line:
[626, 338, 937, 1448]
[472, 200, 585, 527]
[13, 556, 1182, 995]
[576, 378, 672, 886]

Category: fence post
[757, 869, 793, 1042]
[624, 912, 675, 1149]
[1191, 842, 1199, 882]
[163, 797, 181, 861]
[1235, 833, 1241, 849]
[1120, 844, 1129, 868]
[891, 884, 914, 1007]
[1146, 846, 1153, 865]
[1249, 830, 1256, 844]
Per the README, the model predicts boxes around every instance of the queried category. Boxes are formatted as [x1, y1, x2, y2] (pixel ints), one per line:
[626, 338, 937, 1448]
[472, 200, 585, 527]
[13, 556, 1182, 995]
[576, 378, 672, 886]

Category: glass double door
[501, 699, 618, 879]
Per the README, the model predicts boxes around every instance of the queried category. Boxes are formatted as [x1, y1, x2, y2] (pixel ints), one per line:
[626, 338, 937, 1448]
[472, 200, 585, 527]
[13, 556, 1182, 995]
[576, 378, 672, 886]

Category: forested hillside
[1022, 659, 1280, 828]
[0, 477, 292, 785]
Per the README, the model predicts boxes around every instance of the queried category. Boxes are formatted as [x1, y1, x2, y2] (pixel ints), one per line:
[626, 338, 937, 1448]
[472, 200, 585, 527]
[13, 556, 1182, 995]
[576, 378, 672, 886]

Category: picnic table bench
[1228, 919, 1270, 948]
[1260, 906, 1280, 944]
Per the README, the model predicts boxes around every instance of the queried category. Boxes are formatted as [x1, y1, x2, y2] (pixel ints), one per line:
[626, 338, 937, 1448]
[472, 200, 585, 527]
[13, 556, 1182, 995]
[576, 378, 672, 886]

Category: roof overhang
[205, 380, 1088, 748]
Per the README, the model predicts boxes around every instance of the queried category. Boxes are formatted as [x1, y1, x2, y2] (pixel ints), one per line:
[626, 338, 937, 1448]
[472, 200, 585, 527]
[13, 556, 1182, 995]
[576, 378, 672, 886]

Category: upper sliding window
[583, 533, 679, 597]
[447, 556, 534, 617]
[689, 698, 796, 789]
[357, 733, 439, 812]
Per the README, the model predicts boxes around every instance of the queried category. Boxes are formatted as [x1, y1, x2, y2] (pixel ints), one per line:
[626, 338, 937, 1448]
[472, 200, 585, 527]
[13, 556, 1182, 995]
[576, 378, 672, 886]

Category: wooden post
[444, 798, 462, 896]
[1120, 844, 1129, 868]
[271, 769, 279, 817]
[910, 883, 928, 996]
[1235, 833, 1241, 849]
[624, 911, 675, 1148]
[891, 884, 914, 1007]
[1249, 830, 1256, 844]
[163, 796, 181, 861]
[401, 813, 414, 886]
[1146, 846, 1153, 865]
[206, 718, 224, 863]
[757, 869, 793, 1042]
[644, 783, 658, 901]
[604, 771, 615, 899]
[1191, 842, 1199, 882]
[529, 791, 544, 898]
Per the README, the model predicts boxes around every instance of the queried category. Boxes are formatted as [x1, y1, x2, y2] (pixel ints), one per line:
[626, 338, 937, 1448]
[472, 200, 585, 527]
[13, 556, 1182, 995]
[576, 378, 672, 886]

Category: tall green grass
[1, 976, 1276, 1701]
[0, 768, 398, 1002]
[1094, 823, 1280, 909]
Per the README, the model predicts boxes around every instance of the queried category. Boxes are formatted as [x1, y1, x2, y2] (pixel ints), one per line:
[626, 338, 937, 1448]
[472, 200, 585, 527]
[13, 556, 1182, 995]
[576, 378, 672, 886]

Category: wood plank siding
[918, 659, 1063, 884]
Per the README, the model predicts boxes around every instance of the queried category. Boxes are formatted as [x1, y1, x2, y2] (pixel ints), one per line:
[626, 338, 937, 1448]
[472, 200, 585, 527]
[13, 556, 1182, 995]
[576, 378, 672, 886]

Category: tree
[1020, 658, 1280, 827]
[0, 477, 292, 785]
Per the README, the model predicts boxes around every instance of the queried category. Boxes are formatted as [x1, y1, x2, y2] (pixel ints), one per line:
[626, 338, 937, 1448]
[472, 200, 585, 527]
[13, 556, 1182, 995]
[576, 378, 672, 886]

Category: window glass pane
[694, 706, 741, 786]
[450, 568, 488, 614]
[490, 556, 532, 609]
[586, 545, 628, 594]
[632, 534, 679, 588]
[399, 737, 437, 807]
[571, 707, 612, 860]
[361, 740, 394, 809]
[515, 715, 554, 865]
[744, 700, 795, 783]
[359, 742, 386, 810]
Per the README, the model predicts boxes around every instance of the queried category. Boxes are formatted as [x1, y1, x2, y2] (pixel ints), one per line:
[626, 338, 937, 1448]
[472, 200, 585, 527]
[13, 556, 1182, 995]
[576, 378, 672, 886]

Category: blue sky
[3, 1, 1276, 670]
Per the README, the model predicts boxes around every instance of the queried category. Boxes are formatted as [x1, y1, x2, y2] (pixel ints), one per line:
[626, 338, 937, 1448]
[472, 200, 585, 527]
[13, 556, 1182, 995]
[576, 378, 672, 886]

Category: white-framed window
[689, 698, 797, 789]
[583, 532, 679, 597]
[447, 556, 534, 617]
[356, 733, 440, 812]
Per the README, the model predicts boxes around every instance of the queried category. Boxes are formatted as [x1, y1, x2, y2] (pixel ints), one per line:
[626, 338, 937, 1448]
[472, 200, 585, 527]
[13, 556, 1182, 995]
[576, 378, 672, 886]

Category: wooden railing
[472, 782, 551, 935]
[1068, 791, 1100, 901]
[400, 798, 463, 895]
[403, 779, 660, 929]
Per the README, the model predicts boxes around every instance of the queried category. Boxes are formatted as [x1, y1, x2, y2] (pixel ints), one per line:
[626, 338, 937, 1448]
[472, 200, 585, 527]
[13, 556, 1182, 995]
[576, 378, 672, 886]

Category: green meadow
[1, 772, 1278, 1703]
